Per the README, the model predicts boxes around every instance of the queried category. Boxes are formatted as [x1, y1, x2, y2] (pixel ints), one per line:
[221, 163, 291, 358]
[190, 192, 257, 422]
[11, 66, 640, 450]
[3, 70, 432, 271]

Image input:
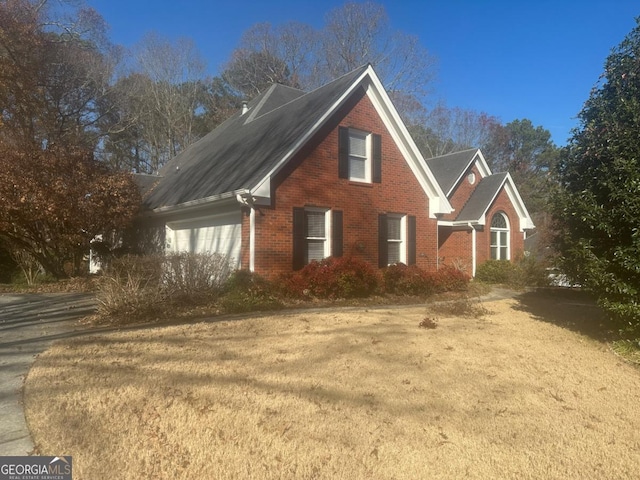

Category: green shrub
[287, 256, 382, 299]
[476, 257, 549, 287]
[475, 260, 514, 284]
[221, 270, 283, 313]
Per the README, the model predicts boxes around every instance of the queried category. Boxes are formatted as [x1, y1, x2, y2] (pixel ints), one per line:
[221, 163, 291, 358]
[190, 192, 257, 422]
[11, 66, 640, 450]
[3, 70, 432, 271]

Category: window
[386, 215, 405, 265]
[467, 172, 476, 184]
[348, 129, 370, 182]
[378, 214, 416, 267]
[293, 208, 343, 270]
[490, 212, 510, 260]
[305, 209, 329, 263]
[338, 126, 381, 183]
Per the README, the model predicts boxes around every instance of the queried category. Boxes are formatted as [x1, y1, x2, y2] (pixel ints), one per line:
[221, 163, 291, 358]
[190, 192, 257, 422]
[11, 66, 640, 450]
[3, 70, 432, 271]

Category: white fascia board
[444, 149, 482, 197]
[249, 68, 372, 203]
[466, 175, 509, 227]
[437, 220, 478, 228]
[151, 189, 249, 216]
[472, 173, 535, 231]
[504, 173, 535, 231]
[473, 149, 493, 177]
[363, 68, 452, 218]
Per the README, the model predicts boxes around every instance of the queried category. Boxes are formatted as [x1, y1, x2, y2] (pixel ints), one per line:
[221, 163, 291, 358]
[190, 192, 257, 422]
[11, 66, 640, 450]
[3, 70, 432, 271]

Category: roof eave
[149, 189, 251, 216]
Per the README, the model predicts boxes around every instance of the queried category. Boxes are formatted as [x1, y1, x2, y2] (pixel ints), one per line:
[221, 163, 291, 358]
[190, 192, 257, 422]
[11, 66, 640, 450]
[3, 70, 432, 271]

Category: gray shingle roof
[144, 65, 370, 210]
[455, 173, 508, 222]
[425, 149, 478, 196]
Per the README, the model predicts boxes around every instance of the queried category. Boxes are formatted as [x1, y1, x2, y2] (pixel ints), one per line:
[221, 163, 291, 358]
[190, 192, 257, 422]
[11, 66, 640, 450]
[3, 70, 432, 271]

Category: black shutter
[372, 133, 382, 183]
[292, 207, 306, 270]
[407, 215, 416, 265]
[378, 214, 388, 268]
[338, 126, 349, 179]
[332, 210, 343, 258]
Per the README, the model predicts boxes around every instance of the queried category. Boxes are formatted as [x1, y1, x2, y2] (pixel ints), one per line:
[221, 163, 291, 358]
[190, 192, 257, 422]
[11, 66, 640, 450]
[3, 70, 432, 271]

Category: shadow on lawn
[512, 287, 614, 342]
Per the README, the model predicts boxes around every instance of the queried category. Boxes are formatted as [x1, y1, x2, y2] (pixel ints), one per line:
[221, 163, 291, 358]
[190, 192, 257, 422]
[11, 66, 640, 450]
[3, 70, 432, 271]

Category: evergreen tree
[555, 18, 640, 329]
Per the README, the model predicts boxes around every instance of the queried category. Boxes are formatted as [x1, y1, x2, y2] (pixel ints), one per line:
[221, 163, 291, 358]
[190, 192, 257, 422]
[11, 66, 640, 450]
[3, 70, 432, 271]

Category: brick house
[427, 149, 534, 276]
[141, 65, 533, 278]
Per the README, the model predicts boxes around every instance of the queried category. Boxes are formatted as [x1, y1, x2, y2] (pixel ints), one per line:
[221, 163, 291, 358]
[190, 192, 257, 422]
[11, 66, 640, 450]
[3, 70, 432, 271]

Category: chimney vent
[241, 101, 248, 115]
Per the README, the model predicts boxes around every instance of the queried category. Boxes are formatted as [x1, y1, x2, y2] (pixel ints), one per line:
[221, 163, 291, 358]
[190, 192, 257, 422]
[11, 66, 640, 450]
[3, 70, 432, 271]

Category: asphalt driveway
[0, 293, 96, 455]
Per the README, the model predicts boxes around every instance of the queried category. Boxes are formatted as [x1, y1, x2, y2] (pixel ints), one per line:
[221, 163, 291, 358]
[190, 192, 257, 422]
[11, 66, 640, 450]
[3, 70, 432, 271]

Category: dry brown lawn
[24, 291, 640, 479]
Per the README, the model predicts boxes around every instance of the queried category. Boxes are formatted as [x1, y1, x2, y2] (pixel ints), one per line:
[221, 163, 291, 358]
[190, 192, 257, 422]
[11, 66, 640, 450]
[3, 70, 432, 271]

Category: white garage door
[166, 212, 242, 268]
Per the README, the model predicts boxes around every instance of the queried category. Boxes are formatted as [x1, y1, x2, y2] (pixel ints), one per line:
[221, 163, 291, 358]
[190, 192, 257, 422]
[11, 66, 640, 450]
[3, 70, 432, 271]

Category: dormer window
[338, 126, 382, 183]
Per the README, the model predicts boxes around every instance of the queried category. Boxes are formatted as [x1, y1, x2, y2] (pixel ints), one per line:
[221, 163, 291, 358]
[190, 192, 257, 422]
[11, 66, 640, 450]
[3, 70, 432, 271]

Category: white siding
[166, 212, 242, 268]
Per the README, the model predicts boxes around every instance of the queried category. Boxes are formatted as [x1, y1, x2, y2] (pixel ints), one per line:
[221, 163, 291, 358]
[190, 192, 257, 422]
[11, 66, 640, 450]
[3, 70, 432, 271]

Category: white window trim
[348, 129, 371, 183]
[387, 214, 407, 265]
[305, 207, 332, 263]
[490, 212, 510, 260]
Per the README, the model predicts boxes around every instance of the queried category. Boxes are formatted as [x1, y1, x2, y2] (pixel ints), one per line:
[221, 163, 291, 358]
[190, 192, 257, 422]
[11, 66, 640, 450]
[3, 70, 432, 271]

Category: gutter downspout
[469, 223, 476, 277]
[236, 192, 256, 272]
[249, 207, 255, 272]
[435, 214, 442, 271]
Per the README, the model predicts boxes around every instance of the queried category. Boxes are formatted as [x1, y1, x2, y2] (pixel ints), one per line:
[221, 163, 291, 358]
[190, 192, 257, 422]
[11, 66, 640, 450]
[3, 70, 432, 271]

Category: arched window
[490, 212, 510, 260]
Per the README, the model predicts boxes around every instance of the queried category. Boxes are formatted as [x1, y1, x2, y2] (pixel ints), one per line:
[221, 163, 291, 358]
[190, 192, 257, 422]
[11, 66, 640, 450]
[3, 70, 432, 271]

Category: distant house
[139, 65, 533, 278]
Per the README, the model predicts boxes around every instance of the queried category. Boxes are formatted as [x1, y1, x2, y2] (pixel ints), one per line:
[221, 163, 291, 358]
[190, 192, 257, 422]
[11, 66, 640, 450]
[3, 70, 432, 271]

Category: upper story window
[338, 126, 382, 184]
[348, 129, 370, 182]
[490, 212, 510, 260]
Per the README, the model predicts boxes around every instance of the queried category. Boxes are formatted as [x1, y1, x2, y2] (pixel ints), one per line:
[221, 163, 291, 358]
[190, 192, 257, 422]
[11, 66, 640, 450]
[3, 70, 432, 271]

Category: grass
[24, 294, 640, 479]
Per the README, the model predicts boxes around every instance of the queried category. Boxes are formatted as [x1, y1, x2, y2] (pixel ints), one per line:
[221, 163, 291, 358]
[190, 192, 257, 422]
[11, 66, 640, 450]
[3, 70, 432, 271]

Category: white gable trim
[250, 68, 372, 202]
[473, 150, 492, 178]
[363, 71, 452, 217]
[443, 149, 493, 197]
[251, 65, 452, 218]
[503, 173, 535, 231]
[475, 173, 534, 231]
[437, 173, 534, 232]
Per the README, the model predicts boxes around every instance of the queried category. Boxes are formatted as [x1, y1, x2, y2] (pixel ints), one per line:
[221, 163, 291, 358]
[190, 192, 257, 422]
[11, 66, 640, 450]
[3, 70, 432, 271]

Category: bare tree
[222, 22, 317, 96]
[101, 32, 243, 173]
[318, 2, 436, 98]
[222, 2, 437, 117]
[410, 103, 499, 158]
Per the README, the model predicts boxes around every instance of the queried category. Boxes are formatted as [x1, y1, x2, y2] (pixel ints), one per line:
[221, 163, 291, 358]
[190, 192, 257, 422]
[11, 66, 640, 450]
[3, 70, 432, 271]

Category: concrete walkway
[0, 293, 96, 456]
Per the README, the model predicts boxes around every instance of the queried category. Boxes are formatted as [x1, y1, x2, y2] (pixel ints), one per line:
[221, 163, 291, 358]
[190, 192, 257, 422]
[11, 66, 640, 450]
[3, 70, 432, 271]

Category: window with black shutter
[338, 127, 381, 183]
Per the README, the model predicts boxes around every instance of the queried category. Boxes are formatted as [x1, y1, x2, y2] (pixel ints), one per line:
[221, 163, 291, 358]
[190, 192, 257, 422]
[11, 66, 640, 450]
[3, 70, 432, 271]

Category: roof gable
[145, 66, 369, 210]
[454, 172, 534, 231]
[426, 148, 491, 196]
[456, 173, 508, 222]
[144, 65, 453, 218]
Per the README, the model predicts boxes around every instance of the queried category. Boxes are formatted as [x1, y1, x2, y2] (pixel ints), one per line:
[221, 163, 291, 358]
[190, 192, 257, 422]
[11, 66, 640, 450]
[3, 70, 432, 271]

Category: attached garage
[165, 211, 242, 268]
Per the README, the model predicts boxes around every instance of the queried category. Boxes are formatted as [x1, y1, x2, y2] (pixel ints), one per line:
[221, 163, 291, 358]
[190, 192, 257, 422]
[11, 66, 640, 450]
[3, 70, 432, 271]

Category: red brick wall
[438, 227, 473, 272]
[437, 187, 525, 275]
[476, 188, 525, 266]
[442, 163, 482, 221]
[243, 90, 439, 278]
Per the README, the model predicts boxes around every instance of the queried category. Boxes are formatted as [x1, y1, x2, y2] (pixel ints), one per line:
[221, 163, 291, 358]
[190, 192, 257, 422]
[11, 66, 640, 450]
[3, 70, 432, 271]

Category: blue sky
[87, 0, 638, 146]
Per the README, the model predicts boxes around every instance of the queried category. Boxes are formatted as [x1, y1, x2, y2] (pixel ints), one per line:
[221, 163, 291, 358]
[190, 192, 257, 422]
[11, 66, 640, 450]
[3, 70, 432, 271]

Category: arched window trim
[490, 211, 510, 260]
